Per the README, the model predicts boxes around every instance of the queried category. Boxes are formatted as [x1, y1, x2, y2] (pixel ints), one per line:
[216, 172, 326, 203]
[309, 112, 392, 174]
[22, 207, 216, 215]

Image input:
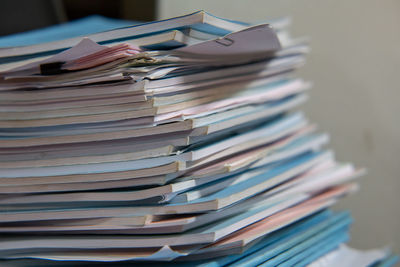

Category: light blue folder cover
[0, 15, 137, 48]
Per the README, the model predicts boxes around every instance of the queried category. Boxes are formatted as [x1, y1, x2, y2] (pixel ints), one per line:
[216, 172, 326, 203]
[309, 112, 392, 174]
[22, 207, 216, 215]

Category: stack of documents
[0, 11, 395, 266]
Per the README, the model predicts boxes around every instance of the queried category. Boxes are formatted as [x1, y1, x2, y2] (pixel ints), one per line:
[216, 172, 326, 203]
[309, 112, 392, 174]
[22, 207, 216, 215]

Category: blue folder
[0, 15, 137, 48]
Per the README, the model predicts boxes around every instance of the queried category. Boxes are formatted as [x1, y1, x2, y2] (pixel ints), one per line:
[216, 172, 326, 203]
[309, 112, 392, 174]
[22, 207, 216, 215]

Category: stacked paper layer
[0, 11, 395, 266]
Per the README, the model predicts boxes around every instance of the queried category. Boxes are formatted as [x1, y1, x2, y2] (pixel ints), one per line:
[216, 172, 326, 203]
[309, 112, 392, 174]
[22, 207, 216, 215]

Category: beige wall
[157, 0, 400, 252]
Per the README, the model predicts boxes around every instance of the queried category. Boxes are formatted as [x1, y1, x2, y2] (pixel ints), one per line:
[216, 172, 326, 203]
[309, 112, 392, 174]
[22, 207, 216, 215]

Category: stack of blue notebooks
[0, 11, 396, 266]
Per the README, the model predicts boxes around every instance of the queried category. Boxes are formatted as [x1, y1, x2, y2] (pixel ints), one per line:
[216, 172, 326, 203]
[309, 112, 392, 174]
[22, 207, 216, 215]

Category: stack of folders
[0, 11, 396, 267]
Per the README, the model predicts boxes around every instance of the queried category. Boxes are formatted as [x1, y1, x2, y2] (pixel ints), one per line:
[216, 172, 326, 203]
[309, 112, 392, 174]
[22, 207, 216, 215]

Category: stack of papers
[0, 11, 395, 266]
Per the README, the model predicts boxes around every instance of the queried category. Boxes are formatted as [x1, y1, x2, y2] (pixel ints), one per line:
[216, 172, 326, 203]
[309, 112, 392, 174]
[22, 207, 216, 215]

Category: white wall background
[157, 0, 400, 253]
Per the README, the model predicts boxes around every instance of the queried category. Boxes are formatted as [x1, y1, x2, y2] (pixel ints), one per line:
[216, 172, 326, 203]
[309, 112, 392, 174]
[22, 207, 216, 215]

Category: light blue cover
[228, 211, 351, 267]
[0, 15, 137, 48]
[192, 210, 335, 267]
[258, 223, 350, 267]
[276, 230, 349, 267]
